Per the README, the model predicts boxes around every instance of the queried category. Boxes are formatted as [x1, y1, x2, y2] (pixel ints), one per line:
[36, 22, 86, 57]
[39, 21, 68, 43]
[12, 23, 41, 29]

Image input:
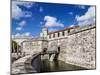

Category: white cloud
[13, 1, 33, 9]
[75, 6, 95, 26]
[12, 1, 32, 20]
[78, 5, 86, 9]
[68, 12, 73, 15]
[19, 2, 33, 8]
[40, 7, 43, 12]
[16, 27, 22, 31]
[48, 28, 58, 32]
[44, 16, 64, 27]
[19, 20, 26, 27]
[40, 22, 43, 25]
[14, 33, 21, 37]
[69, 25, 75, 27]
[12, 35, 15, 38]
[12, 32, 32, 38]
[12, 1, 23, 19]
[15, 20, 26, 31]
[24, 12, 32, 17]
[23, 32, 31, 36]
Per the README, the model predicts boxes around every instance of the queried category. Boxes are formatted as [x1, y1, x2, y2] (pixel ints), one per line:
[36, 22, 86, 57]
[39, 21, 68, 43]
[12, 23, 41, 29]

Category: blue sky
[12, 1, 95, 38]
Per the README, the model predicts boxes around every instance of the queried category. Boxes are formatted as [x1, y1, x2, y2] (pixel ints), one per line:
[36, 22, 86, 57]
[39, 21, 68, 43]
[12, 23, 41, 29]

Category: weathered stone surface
[11, 54, 41, 74]
[12, 24, 96, 73]
[57, 28, 96, 69]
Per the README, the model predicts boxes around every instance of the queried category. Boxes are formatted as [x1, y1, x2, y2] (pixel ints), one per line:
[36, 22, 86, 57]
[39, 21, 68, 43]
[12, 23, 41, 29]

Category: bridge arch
[42, 48, 47, 54]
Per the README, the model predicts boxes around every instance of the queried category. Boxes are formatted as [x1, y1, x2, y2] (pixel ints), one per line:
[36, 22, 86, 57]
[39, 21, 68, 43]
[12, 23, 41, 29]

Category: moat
[32, 59, 87, 73]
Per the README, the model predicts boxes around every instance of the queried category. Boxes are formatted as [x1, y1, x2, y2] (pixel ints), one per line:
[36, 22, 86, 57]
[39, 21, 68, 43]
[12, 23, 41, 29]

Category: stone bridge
[41, 51, 59, 61]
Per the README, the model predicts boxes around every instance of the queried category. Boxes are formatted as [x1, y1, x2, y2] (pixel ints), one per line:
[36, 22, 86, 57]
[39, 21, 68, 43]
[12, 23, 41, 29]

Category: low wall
[11, 53, 41, 74]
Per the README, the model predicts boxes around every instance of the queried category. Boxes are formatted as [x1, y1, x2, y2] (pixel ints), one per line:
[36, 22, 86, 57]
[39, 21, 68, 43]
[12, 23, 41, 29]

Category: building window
[68, 29, 70, 33]
[49, 35, 51, 38]
[62, 31, 64, 36]
[58, 32, 60, 37]
[53, 33, 55, 38]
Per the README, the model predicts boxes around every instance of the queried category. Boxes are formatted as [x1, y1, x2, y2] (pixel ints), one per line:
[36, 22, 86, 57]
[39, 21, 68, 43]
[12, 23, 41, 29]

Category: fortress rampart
[48, 24, 96, 69]
[12, 24, 96, 69]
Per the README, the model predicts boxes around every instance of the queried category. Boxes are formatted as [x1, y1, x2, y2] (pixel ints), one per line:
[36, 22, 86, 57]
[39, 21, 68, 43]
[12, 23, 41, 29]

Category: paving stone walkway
[11, 55, 36, 74]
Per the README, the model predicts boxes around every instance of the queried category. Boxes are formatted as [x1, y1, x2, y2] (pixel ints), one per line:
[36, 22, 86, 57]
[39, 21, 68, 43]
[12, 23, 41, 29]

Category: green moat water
[32, 59, 87, 73]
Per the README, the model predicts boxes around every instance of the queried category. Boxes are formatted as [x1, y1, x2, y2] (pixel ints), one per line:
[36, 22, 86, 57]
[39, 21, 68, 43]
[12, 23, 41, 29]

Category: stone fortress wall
[12, 24, 96, 69]
[47, 24, 96, 69]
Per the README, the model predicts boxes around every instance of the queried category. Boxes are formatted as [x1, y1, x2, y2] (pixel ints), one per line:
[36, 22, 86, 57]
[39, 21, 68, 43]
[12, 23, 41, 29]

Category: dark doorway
[58, 46, 60, 53]
[53, 46, 60, 61]
[43, 48, 47, 54]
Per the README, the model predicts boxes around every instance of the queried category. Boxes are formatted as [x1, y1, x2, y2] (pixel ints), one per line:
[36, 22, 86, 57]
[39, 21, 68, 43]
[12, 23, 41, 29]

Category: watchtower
[40, 27, 48, 39]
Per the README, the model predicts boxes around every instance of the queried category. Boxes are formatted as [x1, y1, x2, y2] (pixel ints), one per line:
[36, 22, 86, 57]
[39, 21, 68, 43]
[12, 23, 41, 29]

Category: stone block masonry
[48, 25, 96, 69]
[12, 24, 96, 70]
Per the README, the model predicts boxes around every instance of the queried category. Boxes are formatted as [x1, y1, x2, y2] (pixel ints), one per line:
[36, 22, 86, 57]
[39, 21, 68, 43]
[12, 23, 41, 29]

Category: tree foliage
[12, 40, 20, 53]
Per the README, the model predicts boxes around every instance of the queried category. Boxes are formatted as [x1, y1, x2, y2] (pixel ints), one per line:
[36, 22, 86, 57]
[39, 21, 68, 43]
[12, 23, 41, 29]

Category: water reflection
[32, 59, 87, 73]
